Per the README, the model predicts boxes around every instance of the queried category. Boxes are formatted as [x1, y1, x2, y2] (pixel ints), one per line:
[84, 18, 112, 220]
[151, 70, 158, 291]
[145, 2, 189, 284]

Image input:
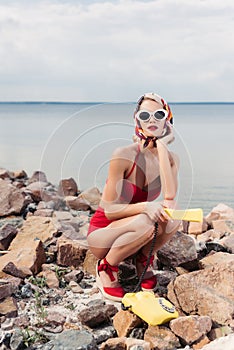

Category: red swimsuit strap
[125, 144, 141, 180]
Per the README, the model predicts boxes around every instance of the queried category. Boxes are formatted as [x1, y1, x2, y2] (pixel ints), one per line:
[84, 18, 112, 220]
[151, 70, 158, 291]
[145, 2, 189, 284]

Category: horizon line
[0, 101, 234, 105]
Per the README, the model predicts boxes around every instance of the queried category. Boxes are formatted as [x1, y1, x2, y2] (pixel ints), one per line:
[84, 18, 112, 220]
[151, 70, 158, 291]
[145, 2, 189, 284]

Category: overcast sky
[0, 0, 234, 102]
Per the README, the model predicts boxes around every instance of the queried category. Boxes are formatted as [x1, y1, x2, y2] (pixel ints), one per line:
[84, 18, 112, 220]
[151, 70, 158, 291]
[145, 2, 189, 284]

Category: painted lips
[148, 126, 158, 131]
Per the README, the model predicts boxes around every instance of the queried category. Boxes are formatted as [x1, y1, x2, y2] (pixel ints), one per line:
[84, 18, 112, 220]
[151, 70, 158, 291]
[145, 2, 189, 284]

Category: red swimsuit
[87, 146, 161, 235]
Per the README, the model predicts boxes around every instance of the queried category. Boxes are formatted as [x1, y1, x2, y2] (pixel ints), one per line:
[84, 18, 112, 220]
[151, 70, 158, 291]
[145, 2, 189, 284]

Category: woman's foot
[96, 258, 125, 302]
[136, 251, 157, 291]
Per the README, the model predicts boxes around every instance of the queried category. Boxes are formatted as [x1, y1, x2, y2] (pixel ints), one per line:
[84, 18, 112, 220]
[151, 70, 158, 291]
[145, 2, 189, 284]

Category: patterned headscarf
[134, 92, 173, 148]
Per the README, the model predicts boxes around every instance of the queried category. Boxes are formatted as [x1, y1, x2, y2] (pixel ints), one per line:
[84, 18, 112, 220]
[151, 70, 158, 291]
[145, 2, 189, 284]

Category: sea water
[0, 102, 233, 214]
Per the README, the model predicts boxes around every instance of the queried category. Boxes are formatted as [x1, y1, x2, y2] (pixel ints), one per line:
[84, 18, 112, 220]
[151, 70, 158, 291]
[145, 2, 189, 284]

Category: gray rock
[157, 231, 197, 268]
[43, 330, 98, 350]
[78, 303, 118, 328]
[0, 331, 11, 348]
[92, 325, 116, 344]
[20, 284, 33, 298]
[129, 327, 145, 339]
[9, 328, 24, 350]
[0, 217, 23, 229]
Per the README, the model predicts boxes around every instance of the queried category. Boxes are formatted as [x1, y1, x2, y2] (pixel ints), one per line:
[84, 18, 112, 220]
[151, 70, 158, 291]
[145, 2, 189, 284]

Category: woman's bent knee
[134, 213, 154, 232]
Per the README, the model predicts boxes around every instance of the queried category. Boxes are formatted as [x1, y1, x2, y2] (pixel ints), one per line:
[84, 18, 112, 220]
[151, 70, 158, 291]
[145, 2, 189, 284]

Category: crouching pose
[87, 92, 180, 301]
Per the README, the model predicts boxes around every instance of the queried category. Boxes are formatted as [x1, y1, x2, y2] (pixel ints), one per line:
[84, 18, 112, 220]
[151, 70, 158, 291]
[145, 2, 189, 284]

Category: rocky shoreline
[0, 168, 233, 350]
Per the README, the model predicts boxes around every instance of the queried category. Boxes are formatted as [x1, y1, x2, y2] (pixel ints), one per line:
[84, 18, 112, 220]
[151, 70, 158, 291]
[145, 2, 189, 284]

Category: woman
[87, 92, 180, 301]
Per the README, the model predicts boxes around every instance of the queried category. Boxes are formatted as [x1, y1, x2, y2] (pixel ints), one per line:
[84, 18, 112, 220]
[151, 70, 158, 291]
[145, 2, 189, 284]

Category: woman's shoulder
[111, 143, 139, 160]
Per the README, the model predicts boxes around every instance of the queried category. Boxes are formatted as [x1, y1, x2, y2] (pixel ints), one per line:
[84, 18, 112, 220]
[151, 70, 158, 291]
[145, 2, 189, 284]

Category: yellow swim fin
[164, 208, 203, 222]
[122, 291, 178, 326]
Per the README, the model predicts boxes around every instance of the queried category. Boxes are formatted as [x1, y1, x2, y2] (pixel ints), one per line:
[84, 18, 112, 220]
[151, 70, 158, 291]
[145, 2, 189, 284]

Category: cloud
[0, 0, 233, 101]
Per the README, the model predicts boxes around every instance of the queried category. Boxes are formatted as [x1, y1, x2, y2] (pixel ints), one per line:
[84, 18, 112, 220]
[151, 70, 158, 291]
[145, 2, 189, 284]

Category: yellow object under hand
[164, 208, 203, 222]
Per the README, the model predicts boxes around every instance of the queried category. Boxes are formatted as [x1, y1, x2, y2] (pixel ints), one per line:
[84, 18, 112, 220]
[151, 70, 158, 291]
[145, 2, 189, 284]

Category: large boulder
[167, 260, 234, 325]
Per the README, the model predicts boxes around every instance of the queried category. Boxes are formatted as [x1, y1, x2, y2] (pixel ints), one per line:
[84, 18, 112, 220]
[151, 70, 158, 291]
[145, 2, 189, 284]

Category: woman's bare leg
[87, 213, 154, 260]
[87, 213, 180, 292]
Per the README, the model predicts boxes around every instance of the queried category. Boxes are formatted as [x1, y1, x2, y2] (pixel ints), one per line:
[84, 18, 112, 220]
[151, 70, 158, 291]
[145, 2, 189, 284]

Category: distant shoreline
[0, 101, 234, 105]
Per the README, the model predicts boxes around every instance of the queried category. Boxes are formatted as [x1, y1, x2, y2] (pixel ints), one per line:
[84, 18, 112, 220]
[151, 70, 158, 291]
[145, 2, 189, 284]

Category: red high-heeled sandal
[136, 252, 157, 291]
[96, 258, 125, 302]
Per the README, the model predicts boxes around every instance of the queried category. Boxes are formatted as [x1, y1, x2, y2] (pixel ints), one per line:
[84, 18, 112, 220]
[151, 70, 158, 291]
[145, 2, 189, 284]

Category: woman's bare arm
[157, 141, 179, 200]
[100, 148, 146, 220]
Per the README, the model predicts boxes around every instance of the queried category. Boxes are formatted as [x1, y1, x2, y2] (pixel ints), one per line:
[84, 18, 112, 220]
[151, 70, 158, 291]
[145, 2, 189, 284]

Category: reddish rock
[25, 181, 49, 202]
[56, 238, 87, 268]
[0, 276, 22, 289]
[100, 337, 151, 350]
[196, 229, 224, 243]
[0, 217, 54, 278]
[157, 231, 197, 268]
[193, 335, 210, 349]
[170, 315, 212, 345]
[28, 170, 48, 184]
[113, 309, 143, 337]
[34, 208, 54, 217]
[0, 169, 11, 180]
[83, 250, 98, 276]
[208, 325, 232, 341]
[188, 219, 208, 235]
[1, 240, 46, 277]
[0, 280, 15, 299]
[40, 264, 59, 289]
[0, 179, 27, 216]
[78, 187, 101, 211]
[99, 337, 126, 350]
[65, 196, 90, 211]
[0, 224, 18, 250]
[144, 325, 181, 350]
[58, 178, 78, 197]
[167, 261, 234, 325]
[46, 310, 66, 325]
[199, 252, 234, 269]
[11, 216, 58, 246]
[12, 180, 26, 189]
[78, 303, 118, 328]
[13, 315, 30, 327]
[12, 170, 28, 179]
[219, 233, 234, 253]
[0, 296, 18, 318]
[64, 269, 84, 283]
[212, 220, 233, 234]
[206, 203, 234, 225]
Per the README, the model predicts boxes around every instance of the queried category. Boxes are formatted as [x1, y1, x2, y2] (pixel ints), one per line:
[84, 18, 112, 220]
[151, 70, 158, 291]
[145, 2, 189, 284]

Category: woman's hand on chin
[157, 122, 175, 146]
